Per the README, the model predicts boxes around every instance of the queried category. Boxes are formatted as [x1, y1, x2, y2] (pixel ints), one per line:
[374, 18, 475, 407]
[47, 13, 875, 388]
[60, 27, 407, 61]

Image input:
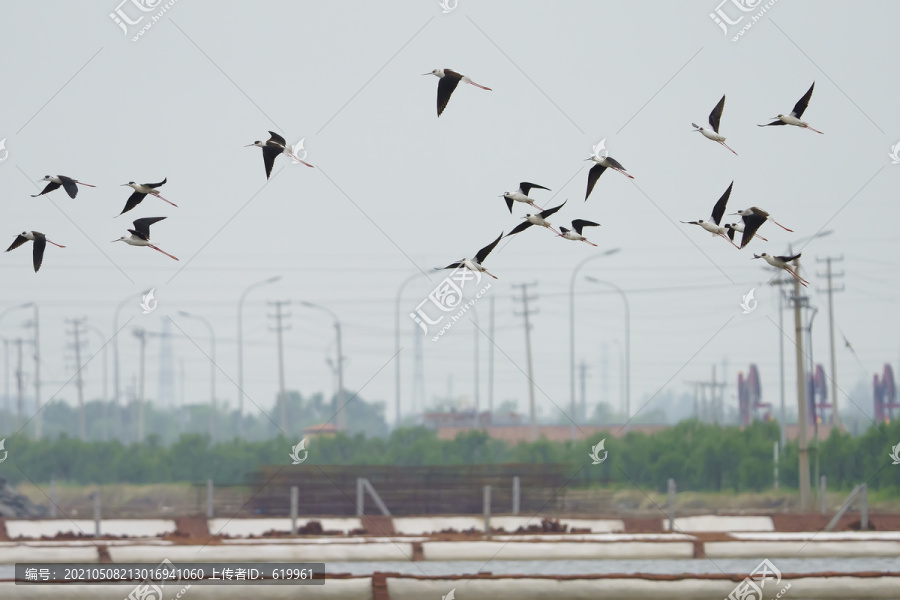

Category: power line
[816, 255, 844, 426]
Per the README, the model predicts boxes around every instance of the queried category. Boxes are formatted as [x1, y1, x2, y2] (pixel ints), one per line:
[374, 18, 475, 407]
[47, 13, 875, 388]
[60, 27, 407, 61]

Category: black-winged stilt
[754, 252, 809, 286]
[112, 217, 178, 260]
[730, 207, 793, 249]
[436, 232, 503, 280]
[505, 200, 567, 237]
[725, 221, 767, 243]
[758, 82, 823, 134]
[423, 68, 491, 117]
[692, 95, 737, 155]
[119, 178, 176, 216]
[246, 131, 313, 180]
[584, 141, 633, 201]
[5, 231, 65, 272]
[31, 175, 96, 199]
[559, 219, 600, 246]
[501, 182, 550, 213]
[681, 181, 739, 248]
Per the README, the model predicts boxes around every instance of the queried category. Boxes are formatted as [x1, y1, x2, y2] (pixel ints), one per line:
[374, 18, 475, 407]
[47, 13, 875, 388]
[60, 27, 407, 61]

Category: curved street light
[300, 301, 345, 431]
[178, 310, 217, 440]
[395, 272, 427, 426]
[237, 275, 281, 434]
[585, 276, 630, 425]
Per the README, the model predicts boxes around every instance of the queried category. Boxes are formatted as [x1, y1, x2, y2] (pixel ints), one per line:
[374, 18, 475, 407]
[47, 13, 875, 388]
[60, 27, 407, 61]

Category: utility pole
[579, 360, 589, 423]
[132, 328, 147, 442]
[15, 339, 24, 429]
[30, 305, 41, 440]
[66, 318, 88, 440]
[816, 256, 844, 427]
[686, 370, 726, 423]
[512, 282, 539, 442]
[488, 295, 495, 419]
[268, 301, 291, 433]
[790, 256, 811, 511]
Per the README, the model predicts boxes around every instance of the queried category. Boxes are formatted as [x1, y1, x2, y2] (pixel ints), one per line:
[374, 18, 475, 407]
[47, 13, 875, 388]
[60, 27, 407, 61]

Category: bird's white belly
[780, 115, 803, 126]
[699, 222, 723, 234]
[701, 129, 725, 142]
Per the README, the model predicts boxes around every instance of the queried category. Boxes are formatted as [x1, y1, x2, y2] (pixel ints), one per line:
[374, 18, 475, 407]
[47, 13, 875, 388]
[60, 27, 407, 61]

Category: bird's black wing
[740, 214, 767, 248]
[132, 217, 166, 240]
[559, 226, 570, 235]
[31, 181, 61, 197]
[775, 253, 801, 263]
[540, 199, 567, 218]
[437, 262, 464, 270]
[725, 226, 737, 241]
[710, 181, 734, 225]
[120, 191, 147, 216]
[504, 196, 514, 213]
[59, 176, 78, 199]
[436, 75, 461, 117]
[519, 182, 550, 196]
[605, 156, 627, 171]
[475, 232, 504, 262]
[757, 120, 786, 127]
[709, 94, 726, 133]
[571, 219, 600, 235]
[504, 221, 534, 237]
[6, 235, 28, 252]
[32, 233, 46, 272]
[267, 131, 287, 146]
[792, 82, 814, 118]
[585, 164, 607, 201]
[147, 178, 167, 189]
[262, 145, 281, 179]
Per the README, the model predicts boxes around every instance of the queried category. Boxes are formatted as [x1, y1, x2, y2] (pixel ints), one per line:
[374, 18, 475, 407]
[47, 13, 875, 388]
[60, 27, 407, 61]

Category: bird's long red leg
[482, 270, 498, 280]
[46, 240, 66, 248]
[466, 80, 492, 91]
[614, 168, 635, 180]
[756, 234, 769, 242]
[75, 181, 96, 187]
[719, 233, 740, 249]
[806, 125, 824, 134]
[785, 266, 808, 287]
[289, 152, 315, 167]
[154, 194, 179, 207]
[582, 240, 598, 247]
[770, 219, 793, 232]
[150, 244, 179, 261]
[719, 141, 738, 156]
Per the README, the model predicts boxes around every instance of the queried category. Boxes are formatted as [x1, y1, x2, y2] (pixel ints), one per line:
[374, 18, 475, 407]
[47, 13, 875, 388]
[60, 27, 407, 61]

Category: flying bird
[436, 232, 503, 280]
[501, 182, 551, 213]
[758, 82, 823, 134]
[6, 231, 65, 272]
[559, 219, 600, 246]
[423, 68, 491, 117]
[681, 181, 739, 248]
[692, 95, 737, 155]
[724, 221, 767, 244]
[584, 142, 634, 202]
[505, 200, 567, 237]
[112, 217, 178, 261]
[730, 207, 793, 249]
[753, 252, 808, 287]
[245, 131, 313, 180]
[118, 178, 176, 215]
[31, 175, 96, 199]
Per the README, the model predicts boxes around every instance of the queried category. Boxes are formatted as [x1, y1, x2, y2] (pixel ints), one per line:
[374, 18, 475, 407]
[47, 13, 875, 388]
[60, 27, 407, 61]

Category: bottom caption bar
[15, 562, 325, 585]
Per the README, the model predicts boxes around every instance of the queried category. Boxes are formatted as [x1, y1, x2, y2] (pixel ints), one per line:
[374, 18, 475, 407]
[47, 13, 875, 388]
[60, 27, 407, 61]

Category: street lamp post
[301, 301, 346, 432]
[395, 273, 425, 427]
[178, 311, 217, 440]
[83, 322, 109, 441]
[114, 290, 150, 435]
[237, 276, 281, 435]
[585, 276, 630, 425]
[568, 249, 620, 440]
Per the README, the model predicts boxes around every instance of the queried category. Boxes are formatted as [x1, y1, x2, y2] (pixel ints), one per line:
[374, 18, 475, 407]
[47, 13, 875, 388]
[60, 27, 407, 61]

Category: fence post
[290, 486, 298, 535]
[820, 476, 826, 515]
[861, 483, 868, 530]
[93, 489, 101, 537]
[512, 476, 520, 515]
[50, 479, 58, 518]
[483, 485, 492, 539]
[356, 478, 364, 517]
[206, 479, 213, 519]
[667, 478, 676, 532]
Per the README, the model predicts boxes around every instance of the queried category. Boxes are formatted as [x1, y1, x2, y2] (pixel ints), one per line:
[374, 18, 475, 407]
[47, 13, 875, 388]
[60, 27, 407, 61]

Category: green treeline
[1, 419, 897, 493]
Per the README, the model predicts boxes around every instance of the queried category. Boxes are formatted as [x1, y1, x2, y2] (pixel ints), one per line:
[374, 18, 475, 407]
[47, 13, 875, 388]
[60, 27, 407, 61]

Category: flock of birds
[430, 73, 822, 286]
[7, 70, 822, 288]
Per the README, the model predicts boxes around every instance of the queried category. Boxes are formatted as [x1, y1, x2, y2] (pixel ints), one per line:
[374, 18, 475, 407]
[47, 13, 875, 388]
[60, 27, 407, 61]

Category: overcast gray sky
[0, 1, 896, 436]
